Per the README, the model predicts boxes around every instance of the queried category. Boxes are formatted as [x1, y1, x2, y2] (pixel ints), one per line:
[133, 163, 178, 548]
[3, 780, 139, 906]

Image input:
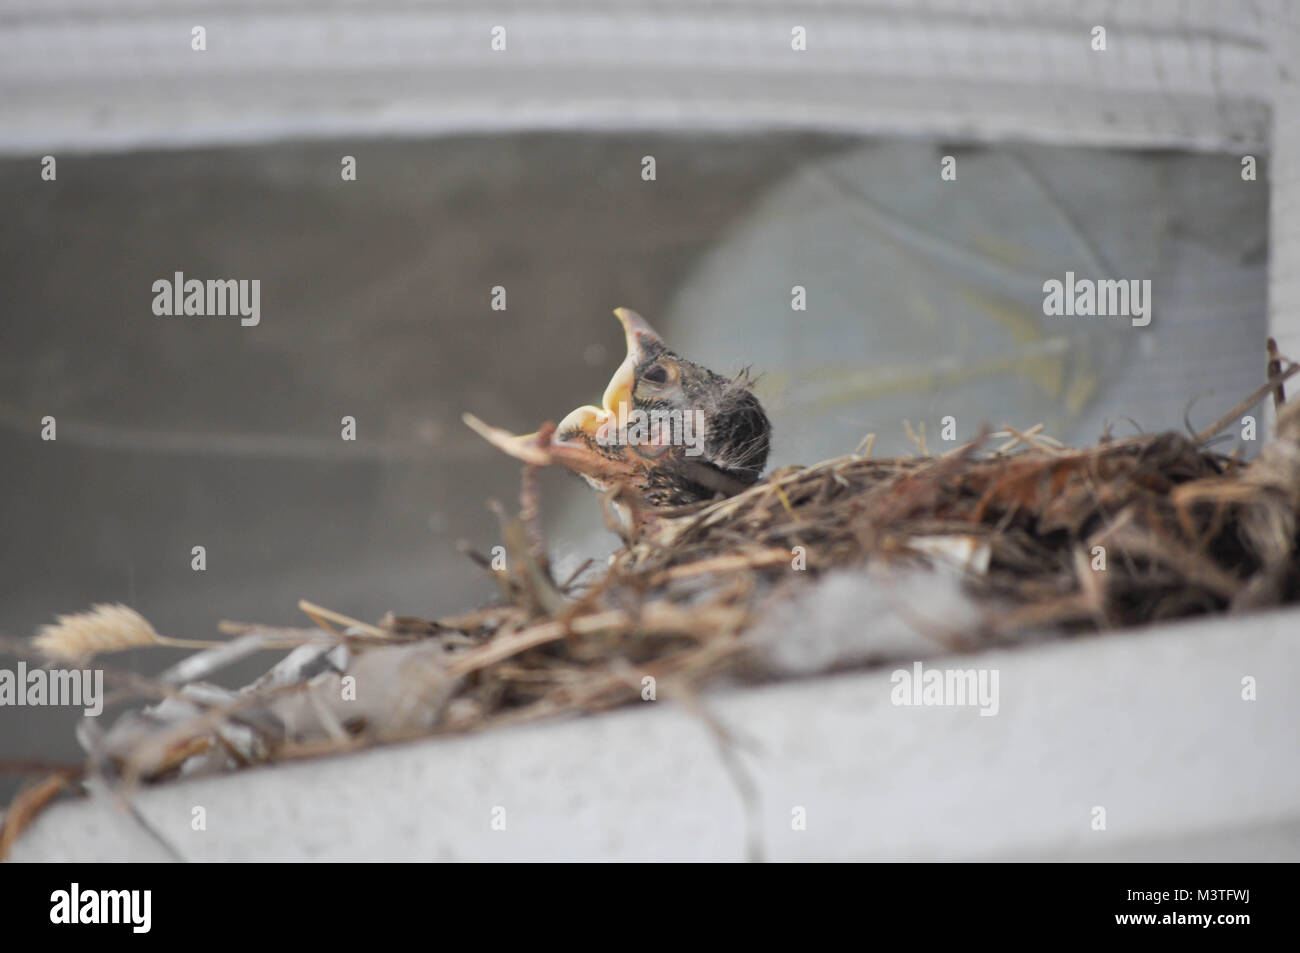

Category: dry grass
[6, 350, 1300, 858]
[31, 603, 227, 661]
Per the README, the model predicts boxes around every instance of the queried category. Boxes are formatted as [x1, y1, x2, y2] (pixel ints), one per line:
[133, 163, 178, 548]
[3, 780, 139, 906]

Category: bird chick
[466, 308, 771, 507]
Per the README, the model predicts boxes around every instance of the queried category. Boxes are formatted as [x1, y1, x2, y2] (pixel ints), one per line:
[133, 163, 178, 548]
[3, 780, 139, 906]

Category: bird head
[466, 308, 771, 507]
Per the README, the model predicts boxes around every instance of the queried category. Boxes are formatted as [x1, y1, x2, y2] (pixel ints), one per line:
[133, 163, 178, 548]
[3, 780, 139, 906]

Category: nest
[4, 352, 1299, 856]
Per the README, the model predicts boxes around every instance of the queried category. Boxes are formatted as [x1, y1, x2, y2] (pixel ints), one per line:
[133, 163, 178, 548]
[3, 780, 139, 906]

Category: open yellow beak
[555, 306, 661, 444]
[464, 308, 664, 472]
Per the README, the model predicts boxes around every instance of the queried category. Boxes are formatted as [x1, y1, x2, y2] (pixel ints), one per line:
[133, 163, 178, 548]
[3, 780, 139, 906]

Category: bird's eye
[642, 365, 669, 385]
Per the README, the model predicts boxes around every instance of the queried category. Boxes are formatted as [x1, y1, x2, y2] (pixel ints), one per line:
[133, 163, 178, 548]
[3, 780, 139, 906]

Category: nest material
[100, 400, 1300, 758]
[621, 424, 1291, 632]
[5, 363, 1300, 854]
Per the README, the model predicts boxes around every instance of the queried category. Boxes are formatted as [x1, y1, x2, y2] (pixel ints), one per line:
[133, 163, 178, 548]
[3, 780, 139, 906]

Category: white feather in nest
[743, 563, 988, 678]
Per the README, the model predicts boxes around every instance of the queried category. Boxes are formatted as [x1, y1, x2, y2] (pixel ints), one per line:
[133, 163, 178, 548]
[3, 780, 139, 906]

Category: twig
[297, 600, 388, 639]
[1194, 362, 1300, 444]
[0, 773, 74, 861]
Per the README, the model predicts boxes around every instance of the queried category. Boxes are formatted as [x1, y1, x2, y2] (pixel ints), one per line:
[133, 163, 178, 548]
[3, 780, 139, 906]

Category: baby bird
[467, 308, 771, 507]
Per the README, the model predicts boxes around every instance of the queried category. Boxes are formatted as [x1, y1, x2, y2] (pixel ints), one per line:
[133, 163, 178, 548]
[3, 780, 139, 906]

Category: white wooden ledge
[10, 606, 1299, 862]
[0, 1, 1275, 156]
